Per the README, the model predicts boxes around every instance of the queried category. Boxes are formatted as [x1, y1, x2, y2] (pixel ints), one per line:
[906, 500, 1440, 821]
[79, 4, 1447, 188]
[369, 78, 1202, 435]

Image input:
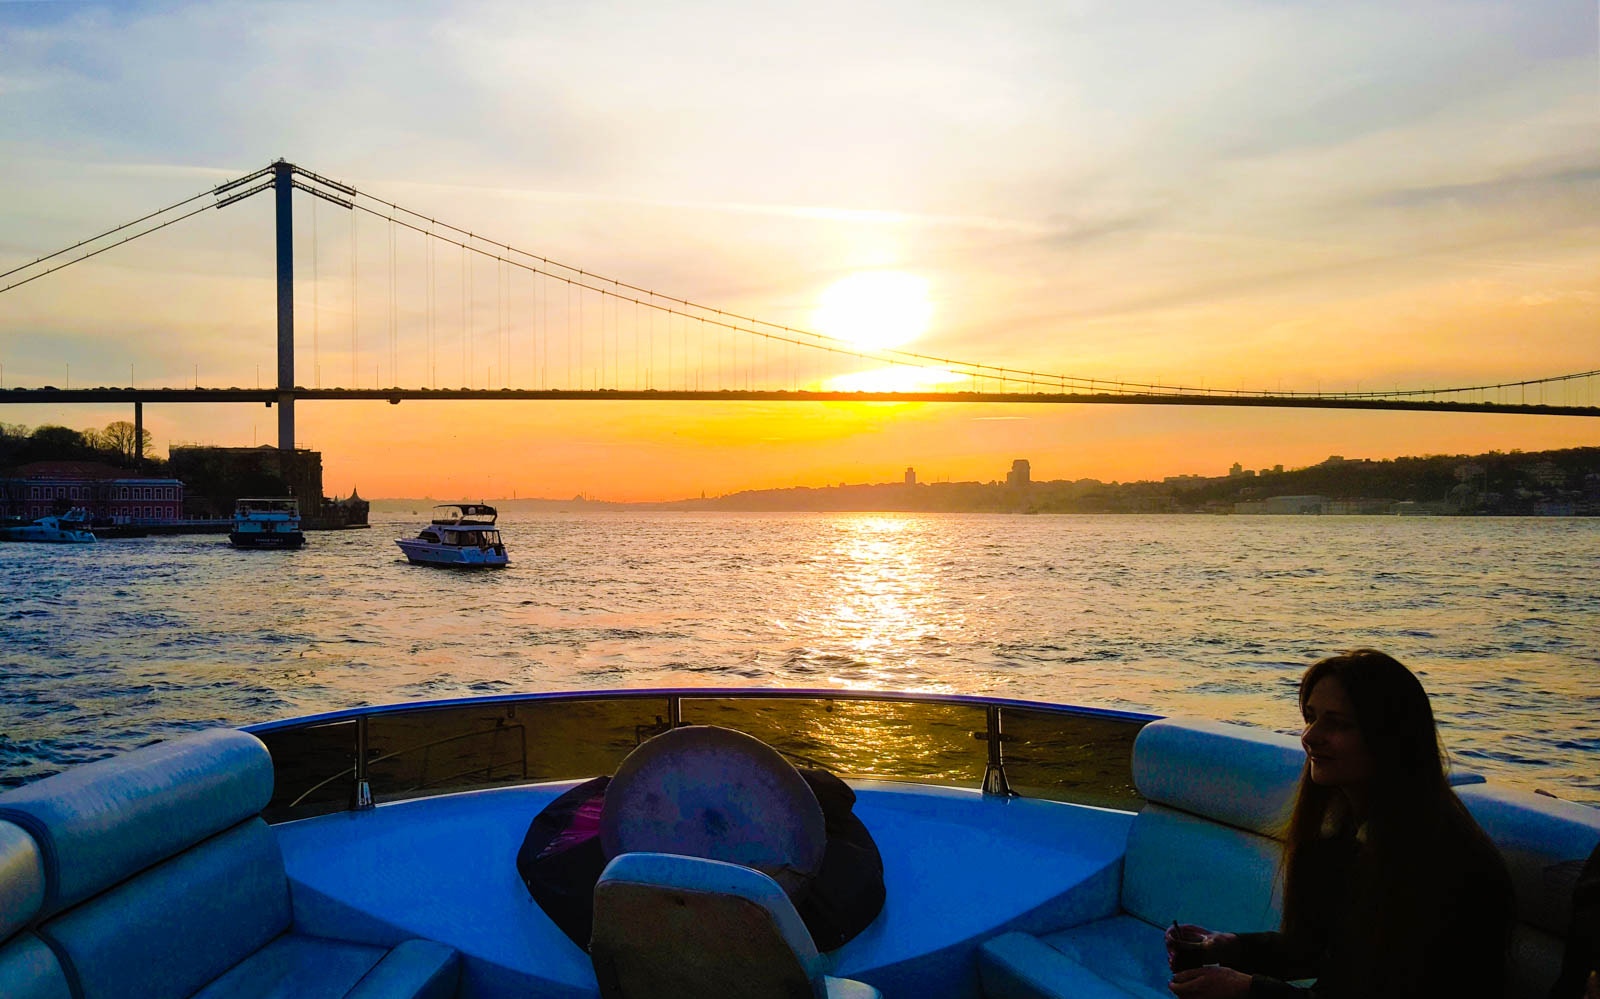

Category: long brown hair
[1280, 650, 1512, 989]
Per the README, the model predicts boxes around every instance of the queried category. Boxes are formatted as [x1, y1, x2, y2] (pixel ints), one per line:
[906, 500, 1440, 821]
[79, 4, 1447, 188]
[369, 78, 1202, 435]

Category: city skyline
[2, 2, 1597, 500]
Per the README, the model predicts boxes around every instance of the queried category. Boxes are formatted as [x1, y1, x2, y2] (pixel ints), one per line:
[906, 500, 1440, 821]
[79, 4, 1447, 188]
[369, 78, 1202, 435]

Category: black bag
[515, 775, 612, 947]
[515, 768, 886, 952]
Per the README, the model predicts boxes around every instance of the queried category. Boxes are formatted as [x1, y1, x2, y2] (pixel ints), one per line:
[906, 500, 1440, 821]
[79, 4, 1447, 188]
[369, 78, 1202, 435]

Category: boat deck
[274, 780, 1135, 999]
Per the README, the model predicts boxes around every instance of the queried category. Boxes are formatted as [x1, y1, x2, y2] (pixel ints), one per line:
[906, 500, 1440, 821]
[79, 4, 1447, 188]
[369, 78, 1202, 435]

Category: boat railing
[245, 688, 1156, 824]
[283, 723, 530, 809]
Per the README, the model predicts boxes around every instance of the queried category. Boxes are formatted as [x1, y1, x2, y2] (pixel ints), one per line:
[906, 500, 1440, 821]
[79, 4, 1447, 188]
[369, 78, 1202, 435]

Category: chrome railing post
[353, 715, 373, 810]
[981, 704, 1015, 797]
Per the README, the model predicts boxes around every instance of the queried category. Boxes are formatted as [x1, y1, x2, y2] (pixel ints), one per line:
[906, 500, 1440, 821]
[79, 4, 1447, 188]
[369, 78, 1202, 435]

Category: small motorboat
[395, 503, 508, 567]
[229, 497, 305, 550]
[0, 507, 97, 543]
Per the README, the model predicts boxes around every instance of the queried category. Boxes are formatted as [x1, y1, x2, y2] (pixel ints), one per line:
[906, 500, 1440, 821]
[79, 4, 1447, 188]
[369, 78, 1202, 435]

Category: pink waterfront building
[0, 461, 184, 523]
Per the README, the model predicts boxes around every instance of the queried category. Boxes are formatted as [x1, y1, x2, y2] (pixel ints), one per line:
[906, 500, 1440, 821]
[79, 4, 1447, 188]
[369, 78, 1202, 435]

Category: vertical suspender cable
[427, 233, 435, 388]
[460, 246, 466, 388]
[313, 198, 320, 389]
[468, 241, 475, 389]
[389, 219, 397, 387]
[350, 210, 357, 389]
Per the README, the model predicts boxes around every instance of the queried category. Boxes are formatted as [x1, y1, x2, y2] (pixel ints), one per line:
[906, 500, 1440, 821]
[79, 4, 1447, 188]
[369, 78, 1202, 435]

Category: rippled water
[1, 513, 1596, 803]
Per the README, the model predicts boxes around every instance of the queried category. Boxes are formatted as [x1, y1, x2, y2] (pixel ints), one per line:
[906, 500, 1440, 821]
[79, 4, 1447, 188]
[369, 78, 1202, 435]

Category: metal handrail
[251, 687, 1156, 817]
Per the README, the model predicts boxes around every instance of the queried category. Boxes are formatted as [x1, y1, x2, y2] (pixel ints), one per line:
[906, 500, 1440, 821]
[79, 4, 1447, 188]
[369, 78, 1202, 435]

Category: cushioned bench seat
[0, 729, 460, 999]
[0, 817, 71, 999]
[978, 717, 1600, 999]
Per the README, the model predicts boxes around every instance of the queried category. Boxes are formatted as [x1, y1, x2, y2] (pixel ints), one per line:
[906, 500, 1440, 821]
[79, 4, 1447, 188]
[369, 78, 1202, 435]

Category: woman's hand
[1164, 923, 1237, 971]
[1169, 965, 1253, 998]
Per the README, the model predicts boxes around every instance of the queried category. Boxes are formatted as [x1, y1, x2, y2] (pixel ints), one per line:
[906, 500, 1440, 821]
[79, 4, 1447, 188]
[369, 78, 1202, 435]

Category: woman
[1166, 649, 1514, 999]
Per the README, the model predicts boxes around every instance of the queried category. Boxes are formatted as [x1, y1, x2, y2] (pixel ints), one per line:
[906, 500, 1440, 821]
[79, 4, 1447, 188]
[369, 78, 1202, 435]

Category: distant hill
[370, 446, 1600, 516]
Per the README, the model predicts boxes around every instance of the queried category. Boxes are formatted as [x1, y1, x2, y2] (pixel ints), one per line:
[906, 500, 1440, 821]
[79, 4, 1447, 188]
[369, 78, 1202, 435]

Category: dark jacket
[1226, 826, 1513, 999]
[1550, 840, 1600, 999]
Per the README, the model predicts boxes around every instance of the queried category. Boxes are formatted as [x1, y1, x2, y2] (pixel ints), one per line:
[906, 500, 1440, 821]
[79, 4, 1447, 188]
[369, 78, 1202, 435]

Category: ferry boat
[396, 503, 509, 567]
[229, 497, 306, 550]
[0, 507, 96, 543]
[0, 687, 1593, 999]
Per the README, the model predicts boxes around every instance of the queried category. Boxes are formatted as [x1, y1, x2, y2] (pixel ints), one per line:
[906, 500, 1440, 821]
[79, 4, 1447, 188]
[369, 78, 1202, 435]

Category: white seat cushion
[1121, 804, 1282, 932]
[1038, 915, 1173, 999]
[978, 932, 1142, 999]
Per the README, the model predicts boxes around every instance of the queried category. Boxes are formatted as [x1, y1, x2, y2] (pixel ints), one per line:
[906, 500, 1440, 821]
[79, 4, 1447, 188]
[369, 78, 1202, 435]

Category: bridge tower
[274, 160, 295, 452]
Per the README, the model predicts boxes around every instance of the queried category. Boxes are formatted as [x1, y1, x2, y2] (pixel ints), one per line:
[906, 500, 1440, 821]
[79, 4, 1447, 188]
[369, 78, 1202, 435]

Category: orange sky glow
[1, 2, 1596, 500]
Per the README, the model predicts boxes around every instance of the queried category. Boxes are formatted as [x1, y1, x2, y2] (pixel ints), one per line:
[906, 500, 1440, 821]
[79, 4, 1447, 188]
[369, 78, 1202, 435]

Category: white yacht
[396, 503, 509, 567]
[0, 507, 96, 543]
[229, 497, 305, 549]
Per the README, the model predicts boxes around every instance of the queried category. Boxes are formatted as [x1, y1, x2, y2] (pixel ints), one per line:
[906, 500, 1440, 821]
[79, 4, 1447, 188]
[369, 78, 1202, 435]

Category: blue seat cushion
[40, 819, 291, 999]
[978, 932, 1142, 999]
[1120, 805, 1281, 932]
[0, 820, 45, 938]
[190, 933, 388, 999]
[0, 729, 273, 918]
[1038, 916, 1173, 999]
[0, 933, 72, 999]
[344, 939, 461, 999]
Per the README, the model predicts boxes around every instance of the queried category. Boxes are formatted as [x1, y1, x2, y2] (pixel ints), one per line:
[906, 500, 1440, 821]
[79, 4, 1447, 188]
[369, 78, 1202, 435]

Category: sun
[812, 271, 933, 352]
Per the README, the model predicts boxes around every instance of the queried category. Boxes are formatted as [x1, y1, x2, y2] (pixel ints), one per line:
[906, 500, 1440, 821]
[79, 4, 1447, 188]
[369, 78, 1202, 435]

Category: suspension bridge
[2, 160, 1596, 454]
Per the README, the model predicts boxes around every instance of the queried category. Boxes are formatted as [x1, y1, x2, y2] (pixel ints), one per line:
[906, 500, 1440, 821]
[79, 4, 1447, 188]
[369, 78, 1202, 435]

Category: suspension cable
[14, 160, 1584, 402]
[0, 200, 217, 295]
[0, 183, 224, 282]
[347, 198, 1600, 399]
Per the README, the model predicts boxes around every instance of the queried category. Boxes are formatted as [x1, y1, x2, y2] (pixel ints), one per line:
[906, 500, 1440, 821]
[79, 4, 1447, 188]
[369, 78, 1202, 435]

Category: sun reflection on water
[793, 516, 955, 693]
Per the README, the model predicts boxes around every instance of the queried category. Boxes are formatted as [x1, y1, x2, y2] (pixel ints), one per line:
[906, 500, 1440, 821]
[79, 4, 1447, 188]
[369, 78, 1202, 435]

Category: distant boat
[395, 503, 508, 568]
[229, 497, 305, 550]
[0, 507, 96, 544]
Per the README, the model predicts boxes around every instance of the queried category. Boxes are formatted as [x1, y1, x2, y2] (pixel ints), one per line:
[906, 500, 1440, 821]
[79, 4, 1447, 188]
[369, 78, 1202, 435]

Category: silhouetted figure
[1164, 649, 1514, 999]
[1551, 840, 1600, 999]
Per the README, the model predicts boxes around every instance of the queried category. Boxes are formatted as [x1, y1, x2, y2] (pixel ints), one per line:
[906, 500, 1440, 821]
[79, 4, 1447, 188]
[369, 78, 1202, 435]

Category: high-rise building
[904, 467, 916, 486]
[1006, 459, 1031, 487]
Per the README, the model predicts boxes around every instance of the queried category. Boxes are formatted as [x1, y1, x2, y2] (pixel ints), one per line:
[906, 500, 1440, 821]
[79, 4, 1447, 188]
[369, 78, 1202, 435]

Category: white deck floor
[273, 780, 1136, 999]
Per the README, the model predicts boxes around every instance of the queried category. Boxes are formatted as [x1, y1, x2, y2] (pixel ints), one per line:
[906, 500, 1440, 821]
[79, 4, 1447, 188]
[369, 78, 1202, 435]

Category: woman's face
[1302, 675, 1375, 789]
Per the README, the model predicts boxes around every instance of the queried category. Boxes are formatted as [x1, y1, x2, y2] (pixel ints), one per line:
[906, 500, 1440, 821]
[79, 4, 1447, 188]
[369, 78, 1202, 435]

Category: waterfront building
[1006, 459, 1030, 487]
[904, 467, 916, 486]
[1234, 494, 1330, 515]
[320, 487, 371, 530]
[168, 445, 323, 522]
[0, 461, 184, 523]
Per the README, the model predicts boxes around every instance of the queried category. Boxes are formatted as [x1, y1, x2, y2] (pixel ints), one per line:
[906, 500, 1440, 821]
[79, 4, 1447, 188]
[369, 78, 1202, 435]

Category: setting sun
[812, 271, 933, 352]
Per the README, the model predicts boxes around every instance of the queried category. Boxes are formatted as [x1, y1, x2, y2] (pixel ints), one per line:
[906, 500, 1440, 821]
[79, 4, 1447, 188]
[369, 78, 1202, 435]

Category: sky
[1, 0, 1597, 500]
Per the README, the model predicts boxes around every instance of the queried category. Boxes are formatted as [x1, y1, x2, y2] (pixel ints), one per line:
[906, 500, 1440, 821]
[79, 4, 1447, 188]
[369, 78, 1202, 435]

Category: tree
[29, 425, 85, 451]
[100, 421, 152, 465]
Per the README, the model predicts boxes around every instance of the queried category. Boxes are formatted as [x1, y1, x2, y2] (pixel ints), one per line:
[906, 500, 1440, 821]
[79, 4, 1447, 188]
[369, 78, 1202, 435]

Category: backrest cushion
[1131, 718, 1303, 837]
[592, 852, 822, 999]
[1132, 718, 1484, 836]
[38, 817, 291, 999]
[0, 820, 45, 938]
[0, 934, 73, 999]
[0, 729, 273, 918]
[1122, 804, 1283, 933]
[1456, 784, 1600, 999]
[1458, 784, 1600, 934]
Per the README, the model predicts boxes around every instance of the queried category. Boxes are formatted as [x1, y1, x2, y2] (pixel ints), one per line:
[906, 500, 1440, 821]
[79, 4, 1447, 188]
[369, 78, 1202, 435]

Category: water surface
[2, 513, 1595, 804]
